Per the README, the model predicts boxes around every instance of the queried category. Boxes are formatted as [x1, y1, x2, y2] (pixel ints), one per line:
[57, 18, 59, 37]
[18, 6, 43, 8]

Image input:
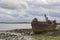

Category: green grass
[32, 34, 60, 40]
[32, 31, 60, 40]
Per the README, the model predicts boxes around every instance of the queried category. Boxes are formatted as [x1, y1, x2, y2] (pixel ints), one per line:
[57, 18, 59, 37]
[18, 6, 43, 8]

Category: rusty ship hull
[31, 21, 56, 33]
[31, 14, 57, 33]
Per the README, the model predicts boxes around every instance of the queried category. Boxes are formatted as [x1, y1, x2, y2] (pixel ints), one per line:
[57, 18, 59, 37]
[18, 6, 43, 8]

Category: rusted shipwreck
[31, 14, 57, 33]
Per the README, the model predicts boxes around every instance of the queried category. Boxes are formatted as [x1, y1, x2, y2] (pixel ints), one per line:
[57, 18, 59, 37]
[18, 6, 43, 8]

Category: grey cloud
[0, 3, 18, 10]
[49, 13, 60, 18]
[27, 0, 60, 11]
[0, 0, 28, 10]
[0, 0, 60, 22]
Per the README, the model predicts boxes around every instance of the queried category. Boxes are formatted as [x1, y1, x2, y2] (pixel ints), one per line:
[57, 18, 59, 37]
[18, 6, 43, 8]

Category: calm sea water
[0, 23, 60, 31]
[0, 23, 32, 31]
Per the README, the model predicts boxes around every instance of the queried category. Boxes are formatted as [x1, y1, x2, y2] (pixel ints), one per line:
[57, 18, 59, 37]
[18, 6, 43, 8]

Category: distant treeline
[57, 23, 60, 25]
[0, 22, 31, 24]
[0, 22, 60, 24]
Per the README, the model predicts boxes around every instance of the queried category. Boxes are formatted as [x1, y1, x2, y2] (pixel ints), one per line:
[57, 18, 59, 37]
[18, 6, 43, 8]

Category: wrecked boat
[31, 14, 57, 33]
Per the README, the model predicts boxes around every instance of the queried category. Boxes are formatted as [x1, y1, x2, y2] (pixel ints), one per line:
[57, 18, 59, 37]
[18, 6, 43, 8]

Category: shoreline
[0, 22, 31, 24]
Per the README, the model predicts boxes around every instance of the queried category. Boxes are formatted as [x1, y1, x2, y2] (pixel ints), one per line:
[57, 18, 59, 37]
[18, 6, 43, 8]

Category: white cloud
[0, 0, 60, 22]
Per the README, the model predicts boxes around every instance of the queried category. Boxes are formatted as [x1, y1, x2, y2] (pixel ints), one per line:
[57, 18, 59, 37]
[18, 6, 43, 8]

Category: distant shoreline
[0, 22, 31, 24]
[0, 22, 60, 25]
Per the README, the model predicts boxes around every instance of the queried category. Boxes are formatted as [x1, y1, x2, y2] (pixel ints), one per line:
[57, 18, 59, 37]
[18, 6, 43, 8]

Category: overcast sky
[0, 0, 60, 23]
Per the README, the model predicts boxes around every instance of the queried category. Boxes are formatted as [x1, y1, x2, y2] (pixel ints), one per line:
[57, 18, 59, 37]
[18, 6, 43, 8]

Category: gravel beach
[0, 29, 60, 40]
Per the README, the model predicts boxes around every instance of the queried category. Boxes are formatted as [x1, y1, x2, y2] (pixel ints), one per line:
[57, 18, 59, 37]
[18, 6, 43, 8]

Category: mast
[44, 14, 48, 22]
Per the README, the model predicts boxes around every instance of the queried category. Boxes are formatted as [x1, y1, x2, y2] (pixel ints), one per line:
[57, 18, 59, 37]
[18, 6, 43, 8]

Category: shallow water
[0, 23, 60, 31]
[0, 23, 32, 30]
